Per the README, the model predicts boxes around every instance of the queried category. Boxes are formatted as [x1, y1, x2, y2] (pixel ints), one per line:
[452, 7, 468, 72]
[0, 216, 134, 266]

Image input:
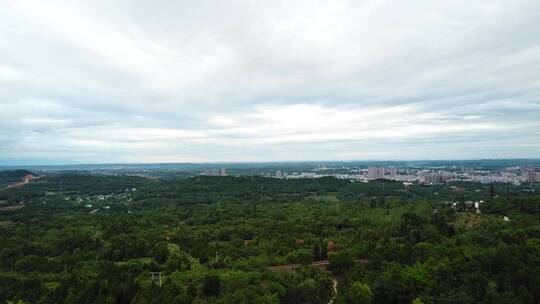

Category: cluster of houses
[445, 200, 484, 214]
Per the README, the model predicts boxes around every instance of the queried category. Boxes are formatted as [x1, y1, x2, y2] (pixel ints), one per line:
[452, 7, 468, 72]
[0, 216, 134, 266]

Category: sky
[1, 0, 539, 165]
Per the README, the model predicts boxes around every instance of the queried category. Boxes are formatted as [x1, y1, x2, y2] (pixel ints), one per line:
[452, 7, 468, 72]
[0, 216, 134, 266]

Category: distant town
[2, 159, 539, 187]
[201, 163, 539, 185]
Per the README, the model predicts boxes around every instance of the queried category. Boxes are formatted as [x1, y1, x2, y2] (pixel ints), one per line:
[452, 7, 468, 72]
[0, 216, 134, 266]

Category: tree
[287, 248, 313, 265]
[412, 298, 424, 304]
[203, 274, 221, 297]
[313, 240, 328, 260]
[490, 184, 495, 198]
[151, 242, 169, 264]
[328, 252, 354, 275]
[163, 251, 191, 272]
[349, 282, 373, 304]
[281, 271, 333, 304]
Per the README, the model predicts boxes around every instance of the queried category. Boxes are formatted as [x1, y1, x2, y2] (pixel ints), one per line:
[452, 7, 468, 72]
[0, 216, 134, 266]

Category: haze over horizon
[3, 158, 540, 168]
[1, 0, 540, 165]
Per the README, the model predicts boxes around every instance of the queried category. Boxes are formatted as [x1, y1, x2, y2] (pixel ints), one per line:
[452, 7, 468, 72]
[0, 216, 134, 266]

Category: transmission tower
[150, 272, 163, 287]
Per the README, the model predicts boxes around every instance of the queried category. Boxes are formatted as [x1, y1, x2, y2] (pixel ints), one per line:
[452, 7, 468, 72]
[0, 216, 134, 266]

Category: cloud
[0, 0, 539, 164]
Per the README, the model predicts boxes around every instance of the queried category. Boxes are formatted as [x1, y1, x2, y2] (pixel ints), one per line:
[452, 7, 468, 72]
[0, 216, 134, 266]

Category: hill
[0, 170, 36, 187]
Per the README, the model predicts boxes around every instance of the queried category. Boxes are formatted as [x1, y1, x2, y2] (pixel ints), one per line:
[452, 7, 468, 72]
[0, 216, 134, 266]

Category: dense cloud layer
[1, 0, 539, 164]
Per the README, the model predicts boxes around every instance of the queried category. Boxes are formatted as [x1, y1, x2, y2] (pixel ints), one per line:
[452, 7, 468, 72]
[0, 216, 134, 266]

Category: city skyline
[1, 0, 540, 165]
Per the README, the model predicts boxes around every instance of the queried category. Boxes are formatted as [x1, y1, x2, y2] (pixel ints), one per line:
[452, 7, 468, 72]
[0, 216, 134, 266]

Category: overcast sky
[1, 0, 539, 165]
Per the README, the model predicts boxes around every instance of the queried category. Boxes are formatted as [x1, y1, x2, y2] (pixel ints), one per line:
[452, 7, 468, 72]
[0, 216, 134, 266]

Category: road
[0, 176, 41, 192]
[269, 259, 368, 271]
[269, 259, 331, 271]
[0, 182, 25, 192]
[329, 278, 338, 304]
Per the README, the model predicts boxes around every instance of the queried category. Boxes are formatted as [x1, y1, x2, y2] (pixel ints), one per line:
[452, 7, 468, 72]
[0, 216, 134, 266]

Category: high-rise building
[524, 168, 536, 183]
[368, 167, 377, 178]
[220, 168, 227, 176]
[388, 167, 397, 178]
[204, 168, 220, 176]
[377, 167, 385, 178]
[423, 171, 442, 184]
[368, 167, 386, 178]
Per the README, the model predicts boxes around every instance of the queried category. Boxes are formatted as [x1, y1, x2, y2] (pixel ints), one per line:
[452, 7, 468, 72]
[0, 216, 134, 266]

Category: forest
[0, 172, 539, 303]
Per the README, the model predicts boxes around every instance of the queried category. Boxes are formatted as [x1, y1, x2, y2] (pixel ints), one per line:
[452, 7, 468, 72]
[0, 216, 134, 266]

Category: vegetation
[0, 173, 539, 303]
[0, 170, 34, 188]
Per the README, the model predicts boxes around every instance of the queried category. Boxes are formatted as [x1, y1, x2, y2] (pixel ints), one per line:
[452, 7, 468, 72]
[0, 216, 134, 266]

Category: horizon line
[1, 157, 540, 168]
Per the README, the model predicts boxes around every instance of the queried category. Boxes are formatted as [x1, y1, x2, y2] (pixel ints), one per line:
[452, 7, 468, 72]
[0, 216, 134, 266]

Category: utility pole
[259, 182, 262, 203]
[150, 272, 163, 287]
[534, 200, 540, 222]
